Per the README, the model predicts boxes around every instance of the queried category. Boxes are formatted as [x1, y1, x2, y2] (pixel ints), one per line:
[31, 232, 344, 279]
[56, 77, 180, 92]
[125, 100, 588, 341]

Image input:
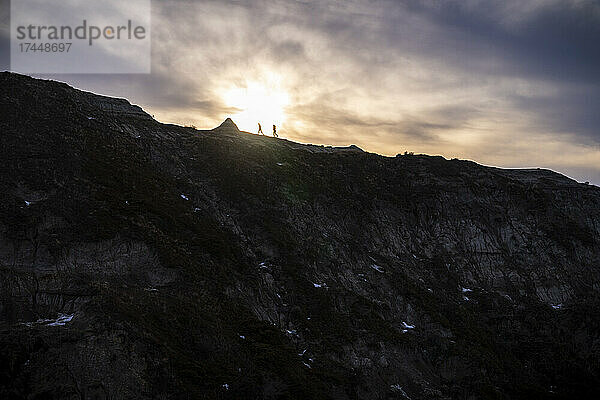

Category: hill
[1, 72, 599, 399]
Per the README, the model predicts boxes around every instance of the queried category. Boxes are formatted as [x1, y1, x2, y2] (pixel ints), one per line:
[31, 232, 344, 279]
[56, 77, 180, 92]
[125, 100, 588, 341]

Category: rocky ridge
[0, 72, 599, 399]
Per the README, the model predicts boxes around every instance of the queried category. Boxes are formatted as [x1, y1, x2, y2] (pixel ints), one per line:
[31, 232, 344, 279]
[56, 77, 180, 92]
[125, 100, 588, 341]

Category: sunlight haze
[11, 0, 599, 185]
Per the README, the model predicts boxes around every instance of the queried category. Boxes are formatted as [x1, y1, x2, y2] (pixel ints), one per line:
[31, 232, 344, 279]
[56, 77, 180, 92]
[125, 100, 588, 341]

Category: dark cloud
[402, 0, 600, 82]
[387, 0, 600, 142]
[511, 83, 600, 142]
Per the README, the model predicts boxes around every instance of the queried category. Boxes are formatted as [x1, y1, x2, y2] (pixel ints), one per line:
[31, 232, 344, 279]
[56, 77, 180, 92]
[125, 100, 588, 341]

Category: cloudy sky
[2, 0, 599, 184]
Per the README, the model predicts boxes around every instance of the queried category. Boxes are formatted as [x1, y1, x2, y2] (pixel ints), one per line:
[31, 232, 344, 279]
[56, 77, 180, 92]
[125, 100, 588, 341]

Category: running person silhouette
[272, 124, 278, 138]
[258, 123, 264, 135]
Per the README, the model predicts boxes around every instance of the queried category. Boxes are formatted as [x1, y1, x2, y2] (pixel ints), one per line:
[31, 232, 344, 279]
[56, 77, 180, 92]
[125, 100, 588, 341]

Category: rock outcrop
[212, 117, 240, 134]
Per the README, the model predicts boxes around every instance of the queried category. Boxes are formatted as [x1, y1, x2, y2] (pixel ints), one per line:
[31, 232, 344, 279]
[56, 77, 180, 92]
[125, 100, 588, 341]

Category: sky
[1, 0, 599, 184]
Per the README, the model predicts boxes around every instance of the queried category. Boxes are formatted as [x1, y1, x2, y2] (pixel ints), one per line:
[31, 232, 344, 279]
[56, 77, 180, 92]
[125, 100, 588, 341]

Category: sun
[222, 80, 290, 135]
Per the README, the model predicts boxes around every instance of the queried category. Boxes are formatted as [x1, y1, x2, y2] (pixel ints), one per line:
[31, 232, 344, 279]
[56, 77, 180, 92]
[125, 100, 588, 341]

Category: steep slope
[0, 72, 599, 399]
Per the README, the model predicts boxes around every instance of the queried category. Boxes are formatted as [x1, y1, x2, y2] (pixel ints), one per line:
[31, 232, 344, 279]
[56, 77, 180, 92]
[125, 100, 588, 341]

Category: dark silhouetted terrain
[1, 73, 599, 399]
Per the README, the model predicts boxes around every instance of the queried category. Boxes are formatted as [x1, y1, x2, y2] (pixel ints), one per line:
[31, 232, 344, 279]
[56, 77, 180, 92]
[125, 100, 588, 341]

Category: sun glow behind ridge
[222, 79, 290, 135]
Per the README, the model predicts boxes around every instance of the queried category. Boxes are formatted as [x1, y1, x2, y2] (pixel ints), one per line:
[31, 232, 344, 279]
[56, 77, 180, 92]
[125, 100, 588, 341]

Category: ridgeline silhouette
[1, 72, 599, 399]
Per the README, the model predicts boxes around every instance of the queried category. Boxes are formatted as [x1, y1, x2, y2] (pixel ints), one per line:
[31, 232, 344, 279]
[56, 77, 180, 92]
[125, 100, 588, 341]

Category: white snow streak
[371, 264, 384, 273]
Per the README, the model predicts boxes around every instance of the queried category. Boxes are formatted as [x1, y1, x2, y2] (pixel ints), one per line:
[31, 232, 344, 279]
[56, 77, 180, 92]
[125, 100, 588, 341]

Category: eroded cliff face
[1, 72, 599, 399]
